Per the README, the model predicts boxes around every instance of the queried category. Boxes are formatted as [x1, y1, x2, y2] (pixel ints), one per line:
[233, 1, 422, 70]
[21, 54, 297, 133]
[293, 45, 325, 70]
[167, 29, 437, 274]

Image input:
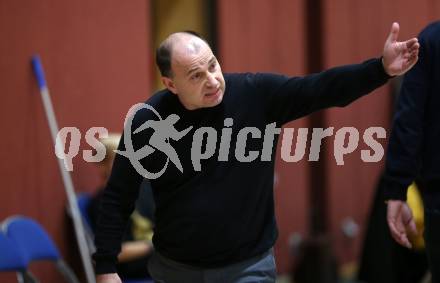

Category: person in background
[384, 21, 440, 283]
[358, 174, 428, 283]
[89, 133, 155, 280]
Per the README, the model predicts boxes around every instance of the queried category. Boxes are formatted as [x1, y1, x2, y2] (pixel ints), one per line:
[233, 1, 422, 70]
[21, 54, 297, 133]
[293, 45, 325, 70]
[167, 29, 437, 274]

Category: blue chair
[2, 216, 79, 283]
[77, 193, 93, 230]
[74, 193, 96, 254]
[0, 231, 37, 283]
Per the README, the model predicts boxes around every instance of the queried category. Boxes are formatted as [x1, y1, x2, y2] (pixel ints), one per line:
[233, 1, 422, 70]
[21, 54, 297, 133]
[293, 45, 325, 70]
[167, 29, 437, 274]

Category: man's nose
[206, 73, 218, 88]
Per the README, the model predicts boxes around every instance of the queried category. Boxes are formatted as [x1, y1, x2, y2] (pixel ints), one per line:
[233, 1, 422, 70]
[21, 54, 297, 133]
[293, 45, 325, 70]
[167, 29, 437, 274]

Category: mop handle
[31, 55, 96, 283]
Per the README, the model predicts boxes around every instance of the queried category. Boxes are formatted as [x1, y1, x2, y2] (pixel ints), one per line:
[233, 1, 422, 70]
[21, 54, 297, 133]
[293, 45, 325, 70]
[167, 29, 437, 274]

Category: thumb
[407, 218, 418, 236]
[387, 22, 400, 43]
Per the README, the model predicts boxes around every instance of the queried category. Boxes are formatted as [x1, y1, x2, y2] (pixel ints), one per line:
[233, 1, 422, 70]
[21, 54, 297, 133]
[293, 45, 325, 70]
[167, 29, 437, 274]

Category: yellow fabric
[406, 183, 425, 250]
[130, 211, 154, 242]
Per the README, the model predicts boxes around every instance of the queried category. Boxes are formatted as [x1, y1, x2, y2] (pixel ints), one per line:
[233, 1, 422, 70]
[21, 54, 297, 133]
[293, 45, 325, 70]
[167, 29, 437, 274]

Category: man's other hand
[96, 273, 122, 283]
[387, 199, 418, 248]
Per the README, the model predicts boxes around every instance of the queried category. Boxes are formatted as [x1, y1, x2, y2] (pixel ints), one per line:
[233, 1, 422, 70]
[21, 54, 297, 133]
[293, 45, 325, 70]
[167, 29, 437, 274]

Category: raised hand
[382, 22, 420, 76]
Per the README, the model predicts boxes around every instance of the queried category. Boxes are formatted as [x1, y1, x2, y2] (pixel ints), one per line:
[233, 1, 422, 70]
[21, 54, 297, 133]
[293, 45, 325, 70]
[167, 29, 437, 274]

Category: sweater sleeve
[92, 108, 151, 274]
[253, 58, 391, 125]
[383, 33, 431, 201]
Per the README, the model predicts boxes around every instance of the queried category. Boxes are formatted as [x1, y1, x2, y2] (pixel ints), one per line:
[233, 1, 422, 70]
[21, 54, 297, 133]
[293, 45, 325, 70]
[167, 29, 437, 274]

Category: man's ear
[161, 77, 178, 94]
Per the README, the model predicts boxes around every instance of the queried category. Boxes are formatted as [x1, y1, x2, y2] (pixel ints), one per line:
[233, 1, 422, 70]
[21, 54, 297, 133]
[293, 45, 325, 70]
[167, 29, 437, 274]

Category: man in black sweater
[384, 21, 440, 282]
[95, 23, 419, 283]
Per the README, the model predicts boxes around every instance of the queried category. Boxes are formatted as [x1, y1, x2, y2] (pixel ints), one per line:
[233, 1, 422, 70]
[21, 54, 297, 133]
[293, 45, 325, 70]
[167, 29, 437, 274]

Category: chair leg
[56, 260, 80, 283]
[17, 271, 39, 283]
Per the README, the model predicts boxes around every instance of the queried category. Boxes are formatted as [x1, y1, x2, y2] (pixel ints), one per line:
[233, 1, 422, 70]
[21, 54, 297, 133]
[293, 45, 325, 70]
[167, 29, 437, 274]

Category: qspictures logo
[54, 104, 386, 179]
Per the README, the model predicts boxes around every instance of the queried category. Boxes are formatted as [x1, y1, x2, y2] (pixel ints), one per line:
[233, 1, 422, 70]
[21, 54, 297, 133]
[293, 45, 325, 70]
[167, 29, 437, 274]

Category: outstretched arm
[255, 22, 419, 125]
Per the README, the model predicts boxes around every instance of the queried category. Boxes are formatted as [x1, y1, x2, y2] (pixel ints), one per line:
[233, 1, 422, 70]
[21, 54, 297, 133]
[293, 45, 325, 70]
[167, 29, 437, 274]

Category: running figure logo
[117, 103, 193, 179]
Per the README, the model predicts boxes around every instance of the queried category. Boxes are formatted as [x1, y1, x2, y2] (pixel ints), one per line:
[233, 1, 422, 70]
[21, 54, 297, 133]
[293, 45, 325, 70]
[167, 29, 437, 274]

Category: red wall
[0, 0, 152, 281]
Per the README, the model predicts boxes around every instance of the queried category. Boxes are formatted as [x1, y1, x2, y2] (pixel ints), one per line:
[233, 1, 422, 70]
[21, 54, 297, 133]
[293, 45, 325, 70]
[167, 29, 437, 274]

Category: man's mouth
[205, 89, 220, 97]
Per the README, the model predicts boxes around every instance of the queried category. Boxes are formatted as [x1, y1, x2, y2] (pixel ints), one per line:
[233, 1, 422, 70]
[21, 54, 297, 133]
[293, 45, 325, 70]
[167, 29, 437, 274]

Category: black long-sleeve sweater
[384, 21, 440, 201]
[93, 58, 390, 274]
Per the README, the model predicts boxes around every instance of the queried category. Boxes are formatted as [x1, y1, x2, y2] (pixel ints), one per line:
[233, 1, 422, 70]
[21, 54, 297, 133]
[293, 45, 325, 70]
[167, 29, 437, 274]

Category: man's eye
[191, 73, 201, 80]
[209, 62, 217, 71]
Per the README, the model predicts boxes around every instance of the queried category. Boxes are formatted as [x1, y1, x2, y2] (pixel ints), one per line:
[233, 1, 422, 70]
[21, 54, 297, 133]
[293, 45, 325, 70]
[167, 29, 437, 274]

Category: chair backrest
[76, 193, 93, 230]
[2, 216, 80, 283]
[3, 216, 60, 262]
[73, 193, 96, 254]
[0, 232, 28, 271]
[0, 230, 38, 283]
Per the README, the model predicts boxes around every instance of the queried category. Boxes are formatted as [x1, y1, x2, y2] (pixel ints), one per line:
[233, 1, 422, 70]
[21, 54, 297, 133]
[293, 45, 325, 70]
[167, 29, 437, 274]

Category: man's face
[163, 38, 226, 110]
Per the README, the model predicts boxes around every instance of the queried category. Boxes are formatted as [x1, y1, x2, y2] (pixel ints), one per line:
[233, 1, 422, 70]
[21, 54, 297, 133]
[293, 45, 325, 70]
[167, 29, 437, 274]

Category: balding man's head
[157, 31, 225, 110]
[156, 31, 211, 78]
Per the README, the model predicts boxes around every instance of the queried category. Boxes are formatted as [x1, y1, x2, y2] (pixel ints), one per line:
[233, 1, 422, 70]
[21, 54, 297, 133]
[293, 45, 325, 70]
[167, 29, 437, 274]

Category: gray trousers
[147, 249, 276, 283]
